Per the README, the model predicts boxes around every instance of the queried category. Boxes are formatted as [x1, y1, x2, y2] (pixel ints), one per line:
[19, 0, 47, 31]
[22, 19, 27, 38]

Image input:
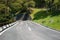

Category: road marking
[30, 21, 60, 33]
[0, 21, 18, 35]
[28, 27, 32, 31]
[26, 23, 32, 31]
[25, 22, 32, 31]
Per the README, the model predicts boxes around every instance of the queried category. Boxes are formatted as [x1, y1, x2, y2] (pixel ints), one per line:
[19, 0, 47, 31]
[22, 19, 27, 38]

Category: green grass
[31, 8, 60, 31]
[30, 8, 47, 19]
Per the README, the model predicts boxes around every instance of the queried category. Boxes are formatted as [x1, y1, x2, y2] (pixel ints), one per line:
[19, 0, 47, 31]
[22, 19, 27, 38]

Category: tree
[0, 0, 35, 26]
[33, 0, 46, 8]
[0, 0, 15, 26]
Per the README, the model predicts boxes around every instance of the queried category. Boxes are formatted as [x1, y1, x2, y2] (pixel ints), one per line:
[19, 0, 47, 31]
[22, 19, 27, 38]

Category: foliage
[33, 0, 46, 8]
[45, 0, 60, 11]
[0, 0, 60, 26]
[0, 0, 35, 26]
[31, 8, 60, 31]
[33, 0, 60, 12]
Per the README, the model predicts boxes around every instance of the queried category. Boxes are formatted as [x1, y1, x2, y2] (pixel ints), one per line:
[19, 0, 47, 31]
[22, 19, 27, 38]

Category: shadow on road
[16, 13, 32, 21]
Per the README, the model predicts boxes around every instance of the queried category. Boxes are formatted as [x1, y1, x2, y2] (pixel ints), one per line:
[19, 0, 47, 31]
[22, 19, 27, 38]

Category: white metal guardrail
[0, 21, 17, 33]
[0, 21, 18, 35]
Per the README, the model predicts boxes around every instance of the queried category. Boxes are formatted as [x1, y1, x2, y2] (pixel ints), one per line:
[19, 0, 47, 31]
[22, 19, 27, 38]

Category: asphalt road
[0, 21, 60, 40]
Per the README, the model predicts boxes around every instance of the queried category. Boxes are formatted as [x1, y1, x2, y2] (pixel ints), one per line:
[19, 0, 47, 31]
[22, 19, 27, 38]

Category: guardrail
[0, 22, 17, 33]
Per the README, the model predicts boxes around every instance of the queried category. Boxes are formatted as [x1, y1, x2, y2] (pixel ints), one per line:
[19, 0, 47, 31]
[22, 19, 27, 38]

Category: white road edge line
[30, 21, 60, 33]
[0, 21, 18, 35]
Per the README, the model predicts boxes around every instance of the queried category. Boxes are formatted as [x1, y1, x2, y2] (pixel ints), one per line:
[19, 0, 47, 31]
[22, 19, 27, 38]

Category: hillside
[31, 8, 60, 31]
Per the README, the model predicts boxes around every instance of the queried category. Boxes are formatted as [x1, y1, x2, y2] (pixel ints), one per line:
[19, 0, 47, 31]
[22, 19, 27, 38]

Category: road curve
[0, 21, 60, 40]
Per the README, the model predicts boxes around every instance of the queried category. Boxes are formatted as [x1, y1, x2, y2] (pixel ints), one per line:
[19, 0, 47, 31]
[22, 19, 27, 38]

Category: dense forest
[0, 0, 60, 26]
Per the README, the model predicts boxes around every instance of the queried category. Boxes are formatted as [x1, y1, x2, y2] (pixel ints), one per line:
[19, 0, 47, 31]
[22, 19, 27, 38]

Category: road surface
[0, 21, 60, 40]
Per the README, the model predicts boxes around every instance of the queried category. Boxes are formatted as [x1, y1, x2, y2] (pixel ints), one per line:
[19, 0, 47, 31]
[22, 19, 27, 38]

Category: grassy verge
[31, 8, 60, 31]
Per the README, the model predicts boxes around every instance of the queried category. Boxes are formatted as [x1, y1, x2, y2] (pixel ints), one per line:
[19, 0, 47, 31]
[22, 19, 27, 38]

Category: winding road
[0, 21, 60, 40]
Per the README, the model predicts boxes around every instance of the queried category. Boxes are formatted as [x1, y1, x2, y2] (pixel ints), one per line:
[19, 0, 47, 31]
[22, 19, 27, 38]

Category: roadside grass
[31, 8, 60, 31]
[30, 8, 47, 19]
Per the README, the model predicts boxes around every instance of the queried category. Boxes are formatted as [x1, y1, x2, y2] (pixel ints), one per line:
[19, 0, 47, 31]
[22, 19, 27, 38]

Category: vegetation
[0, 0, 35, 26]
[30, 0, 60, 31]
[0, 0, 60, 31]
[31, 8, 60, 31]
